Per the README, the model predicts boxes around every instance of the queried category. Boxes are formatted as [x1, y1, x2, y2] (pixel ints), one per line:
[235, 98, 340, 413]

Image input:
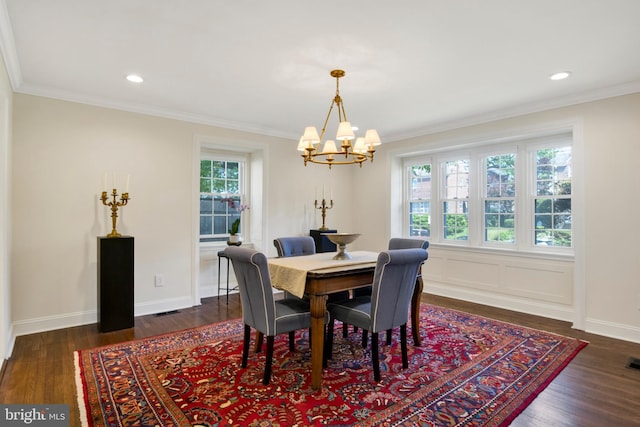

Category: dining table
[267, 250, 425, 390]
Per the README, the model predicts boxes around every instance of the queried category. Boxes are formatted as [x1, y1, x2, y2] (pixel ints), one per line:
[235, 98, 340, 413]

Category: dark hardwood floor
[1, 294, 639, 426]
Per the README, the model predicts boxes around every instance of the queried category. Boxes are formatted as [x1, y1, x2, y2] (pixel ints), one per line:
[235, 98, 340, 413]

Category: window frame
[403, 132, 573, 255]
[199, 152, 248, 242]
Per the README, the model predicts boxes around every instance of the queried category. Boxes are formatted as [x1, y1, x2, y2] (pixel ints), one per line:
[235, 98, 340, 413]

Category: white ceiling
[2, 0, 640, 142]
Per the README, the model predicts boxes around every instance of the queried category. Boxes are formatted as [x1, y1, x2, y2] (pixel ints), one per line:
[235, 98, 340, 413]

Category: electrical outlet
[154, 274, 164, 287]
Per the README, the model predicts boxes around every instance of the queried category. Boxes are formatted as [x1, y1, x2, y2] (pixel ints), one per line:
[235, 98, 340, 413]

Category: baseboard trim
[9, 296, 196, 347]
[425, 282, 574, 323]
[134, 296, 194, 317]
[584, 318, 640, 344]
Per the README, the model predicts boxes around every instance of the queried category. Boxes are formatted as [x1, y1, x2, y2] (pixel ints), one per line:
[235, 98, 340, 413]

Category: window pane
[410, 201, 430, 237]
[200, 159, 246, 240]
[443, 201, 468, 240]
[200, 215, 212, 235]
[212, 161, 226, 178]
[227, 162, 239, 179]
[411, 165, 431, 199]
[534, 146, 572, 247]
[486, 154, 515, 197]
[200, 195, 213, 214]
[227, 179, 239, 194]
[213, 179, 226, 193]
[484, 199, 515, 243]
[536, 148, 572, 196]
[444, 160, 469, 199]
[200, 178, 211, 193]
[213, 216, 227, 235]
[200, 160, 212, 178]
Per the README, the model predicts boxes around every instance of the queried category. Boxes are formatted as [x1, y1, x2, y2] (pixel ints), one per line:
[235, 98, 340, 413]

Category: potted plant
[228, 203, 249, 243]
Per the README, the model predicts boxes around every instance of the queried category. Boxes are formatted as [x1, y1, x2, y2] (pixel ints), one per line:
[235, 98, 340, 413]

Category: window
[200, 159, 246, 241]
[533, 147, 572, 247]
[484, 153, 516, 244]
[409, 164, 431, 237]
[443, 159, 469, 240]
[404, 133, 573, 252]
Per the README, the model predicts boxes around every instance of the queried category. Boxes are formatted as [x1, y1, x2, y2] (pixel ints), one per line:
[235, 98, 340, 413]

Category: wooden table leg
[309, 294, 328, 390]
[411, 275, 424, 346]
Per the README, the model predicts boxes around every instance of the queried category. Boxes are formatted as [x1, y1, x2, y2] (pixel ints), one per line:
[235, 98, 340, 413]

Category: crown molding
[16, 82, 297, 141]
[0, 0, 22, 89]
[12, 75, 640, 145]
[388, 80, 640, 142]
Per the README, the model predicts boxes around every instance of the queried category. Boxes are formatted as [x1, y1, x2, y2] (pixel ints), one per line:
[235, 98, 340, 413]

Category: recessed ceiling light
[126, 74, 144, 83]
[549, 71, 571, 81]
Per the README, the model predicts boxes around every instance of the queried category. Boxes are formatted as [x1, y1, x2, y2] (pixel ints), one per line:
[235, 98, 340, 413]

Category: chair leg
[372, 332, 380, 382]
[362, 330, 368, 348]
[342, 322, 348, 338]
[242, 324, 251, 368]
[255, 331, 264, 353]
[264, 335, 274, 385]
[400, 324, 408, 370]
[386, 328, 392, 345]
[325, 318, 335, 365]
[288, 331, 295, 352]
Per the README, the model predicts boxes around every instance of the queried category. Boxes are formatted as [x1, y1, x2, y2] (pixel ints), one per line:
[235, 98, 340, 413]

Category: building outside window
[409, 164, 431, 237]
[533, 147, 572, 247]
[443, 159, 469, 241]
[483, 153, 516, 244]
[404, 134, 572, 252]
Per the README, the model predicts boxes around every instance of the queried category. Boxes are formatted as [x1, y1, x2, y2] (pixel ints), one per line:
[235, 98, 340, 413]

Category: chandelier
[298, 69, 381, 169]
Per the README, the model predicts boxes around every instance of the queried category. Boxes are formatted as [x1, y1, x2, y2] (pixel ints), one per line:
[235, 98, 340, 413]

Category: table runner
[267, 251, 378, 298]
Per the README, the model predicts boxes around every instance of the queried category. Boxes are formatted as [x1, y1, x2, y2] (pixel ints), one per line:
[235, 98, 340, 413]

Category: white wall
[7, 87, 640, 352]
[0, 44, 12, 364]
[353, 93, 640, 343]
[9, 94, 354, 342]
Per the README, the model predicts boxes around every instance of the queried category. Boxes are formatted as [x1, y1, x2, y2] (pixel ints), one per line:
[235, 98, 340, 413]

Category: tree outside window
[443, 160, 469, 240]
[534, 147, 572, 247]
[484, 153, 516, 243]
[410, 164, 431, 237]
[200, 160, 244, 241]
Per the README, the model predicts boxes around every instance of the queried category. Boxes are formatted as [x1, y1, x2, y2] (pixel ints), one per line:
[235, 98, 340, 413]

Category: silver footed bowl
[323, 233, 361, 260]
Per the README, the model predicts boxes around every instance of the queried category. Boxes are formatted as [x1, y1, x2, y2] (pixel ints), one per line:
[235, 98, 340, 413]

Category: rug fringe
[74, 351, 90, 427]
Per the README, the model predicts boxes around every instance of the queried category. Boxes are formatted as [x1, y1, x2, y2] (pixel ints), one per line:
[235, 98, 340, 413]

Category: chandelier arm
[337, 97, 348, 123]
[319, 100, 336, 141]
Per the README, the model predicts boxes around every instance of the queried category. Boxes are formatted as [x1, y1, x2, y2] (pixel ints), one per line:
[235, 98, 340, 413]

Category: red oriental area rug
[75, 304, 587, 426]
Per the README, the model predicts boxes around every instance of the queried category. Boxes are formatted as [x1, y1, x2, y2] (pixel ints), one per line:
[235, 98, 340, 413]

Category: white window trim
[402, 132, 573, 256]
[199, 154, 249, 240]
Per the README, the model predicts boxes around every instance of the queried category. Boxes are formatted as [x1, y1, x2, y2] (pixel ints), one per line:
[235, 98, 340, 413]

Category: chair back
[273, 236, 316, 257]
[388, 237, 429, 250]
[224, 246, 277, 335]
[370, 248, 428, 333]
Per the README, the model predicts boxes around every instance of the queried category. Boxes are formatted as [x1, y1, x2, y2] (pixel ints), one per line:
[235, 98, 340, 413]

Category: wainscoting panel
[423, 246, 574, 308]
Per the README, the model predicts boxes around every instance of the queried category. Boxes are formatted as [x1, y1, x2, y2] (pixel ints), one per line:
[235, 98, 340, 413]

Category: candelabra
[101, 189, 130, 238]
[314, 197, 334, 231]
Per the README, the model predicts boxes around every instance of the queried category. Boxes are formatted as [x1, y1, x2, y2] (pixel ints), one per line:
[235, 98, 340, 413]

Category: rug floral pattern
[75, 304, 587, 426]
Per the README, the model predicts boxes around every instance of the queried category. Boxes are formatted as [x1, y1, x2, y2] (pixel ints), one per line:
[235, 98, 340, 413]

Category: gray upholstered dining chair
[273, 236, 316, 257]
[325, 248, 428, 382]
[224, 246, 312, 385]
[272, 235, 350, 340]
[355, 237, 430, 346]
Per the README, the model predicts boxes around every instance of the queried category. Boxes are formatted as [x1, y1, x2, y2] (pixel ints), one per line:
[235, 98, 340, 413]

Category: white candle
[330, 188, 333, 201]
[315, 187, 317, 201]
[102, 172, 107, 191]
[126, 174, 130, 192]
[112, 172, 116, 190]
[323, 185, 325, 199]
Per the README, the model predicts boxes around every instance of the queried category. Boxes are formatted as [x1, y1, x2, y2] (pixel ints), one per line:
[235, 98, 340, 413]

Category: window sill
[428, 242, 575, 262]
